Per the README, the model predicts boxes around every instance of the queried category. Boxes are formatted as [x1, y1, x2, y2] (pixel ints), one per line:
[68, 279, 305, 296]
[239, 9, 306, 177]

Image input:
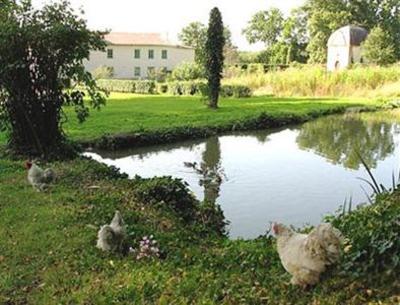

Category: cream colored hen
[273, 223, 343, 288]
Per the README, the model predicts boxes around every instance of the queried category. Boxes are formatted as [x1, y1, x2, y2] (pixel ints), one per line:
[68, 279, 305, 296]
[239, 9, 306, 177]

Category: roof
[327, 25, 368, 47]
[104, 32, 193, 49]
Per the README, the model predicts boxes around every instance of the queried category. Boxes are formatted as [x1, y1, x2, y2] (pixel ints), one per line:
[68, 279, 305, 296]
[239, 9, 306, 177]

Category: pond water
[85, 111, 400, 239]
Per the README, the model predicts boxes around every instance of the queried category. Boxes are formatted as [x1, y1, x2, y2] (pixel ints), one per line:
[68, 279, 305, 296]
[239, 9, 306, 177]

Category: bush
[328, 191, 400, 277]
[362, 27, 397, 66]
[156, 83, 168, 94]
[91, 65, 114, 79]
[220, 85, 252, 98]
[96, 79, 156, 94]
[134, 80, 156, 94]
[170, 62, 206, 81]
[167, 81, 207, 96]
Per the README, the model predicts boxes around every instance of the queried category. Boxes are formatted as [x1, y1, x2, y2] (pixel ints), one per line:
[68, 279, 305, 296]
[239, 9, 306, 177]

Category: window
[161, 50, 168, 59]
[134, 67, 141, 77]
[148, 49, 154, 59]
[107, 49, 113, 59]
[134, 49, 141, 59]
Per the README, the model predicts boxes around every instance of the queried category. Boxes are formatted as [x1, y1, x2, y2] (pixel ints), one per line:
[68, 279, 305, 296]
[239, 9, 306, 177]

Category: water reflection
[85, 111, 400, 239]
[297, 113, 399, 169]
[184, 137, 225, 204]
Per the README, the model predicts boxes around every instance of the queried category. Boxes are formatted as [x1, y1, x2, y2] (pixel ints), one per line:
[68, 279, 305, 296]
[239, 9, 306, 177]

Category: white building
[84, 32, 195, 79]
[327, 25, 368, 71]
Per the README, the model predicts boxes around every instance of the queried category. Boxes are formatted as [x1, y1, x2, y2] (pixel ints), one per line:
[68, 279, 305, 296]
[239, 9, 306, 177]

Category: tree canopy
[243, 0, 400, 64]
[179, 22, 237, 66]
[0, 0, 107, 158]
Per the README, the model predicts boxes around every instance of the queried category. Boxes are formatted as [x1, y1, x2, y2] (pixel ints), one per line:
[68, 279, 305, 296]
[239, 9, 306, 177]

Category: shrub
[220, 85, 252, 98]
[96, 79, 156, 94]
[156, 83, 168, 94]
[167, 81, 207, 96]
[362, 27, 397, 66]
[131, 176, 199, 222]
[170, 62, 205, 81]
[92, 65, 114, 79]
[328, 191, 400, 277]
[134, 80, 156, 94]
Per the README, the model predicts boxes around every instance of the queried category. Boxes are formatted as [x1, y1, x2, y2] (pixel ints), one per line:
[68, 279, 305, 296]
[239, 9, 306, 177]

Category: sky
[31, 0, 305, 51]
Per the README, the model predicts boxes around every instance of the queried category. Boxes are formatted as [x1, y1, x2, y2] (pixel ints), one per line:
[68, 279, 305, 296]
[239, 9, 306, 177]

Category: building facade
[84, 32, 195, 79]
[327, 25, 368, 71]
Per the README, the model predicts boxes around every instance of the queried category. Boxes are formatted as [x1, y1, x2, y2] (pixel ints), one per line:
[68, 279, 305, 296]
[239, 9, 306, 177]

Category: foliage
[329, 191, 400, 277]
[131, 176, 199, 221]
[362, 26, 397, 66]
[220, 85, 252, 98]
[147, 67, 169, 82]
[178, 22, 238, 66]
[304, 0, 400, 63]
[1, 155, 400, 304]
[178, 22, 208, 65]
[224, 65, 400, 97]
[170, 62, 205, 81]
[243, 8, 308, 65]
[205, 7, 225, 108]
[96, 79, 156, 94]
[167, 81, 208, 96]
[92, 66, 114, 79]
[242, 8, 284, 46]
[166, 81, 251, 98]
[0, 0, 107, 159]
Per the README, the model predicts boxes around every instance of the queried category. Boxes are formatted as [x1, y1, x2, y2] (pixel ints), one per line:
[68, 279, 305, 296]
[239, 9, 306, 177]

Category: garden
[1, 0, 400, 304]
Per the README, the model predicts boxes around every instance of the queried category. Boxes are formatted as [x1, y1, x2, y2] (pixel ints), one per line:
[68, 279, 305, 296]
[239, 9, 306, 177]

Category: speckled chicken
[26, 161, 55, 191]
[97, 211, 127, 253]
[273, 223, 343, 287]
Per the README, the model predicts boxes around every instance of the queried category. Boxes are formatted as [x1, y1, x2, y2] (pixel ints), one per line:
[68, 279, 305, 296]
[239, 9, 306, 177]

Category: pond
[85, 111, 400, 239]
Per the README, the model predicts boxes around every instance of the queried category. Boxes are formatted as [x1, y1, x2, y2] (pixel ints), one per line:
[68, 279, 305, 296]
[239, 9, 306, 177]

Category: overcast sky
[31, 0, 305, 51]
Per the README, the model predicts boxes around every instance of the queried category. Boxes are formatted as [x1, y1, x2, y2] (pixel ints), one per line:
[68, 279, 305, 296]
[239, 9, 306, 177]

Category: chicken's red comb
[272, 223, 279, 234]
[25, 161, 33, 169]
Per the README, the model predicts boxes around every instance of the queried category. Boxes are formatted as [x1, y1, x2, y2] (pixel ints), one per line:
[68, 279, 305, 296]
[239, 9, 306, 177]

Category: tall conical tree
[205, 7, 225, 109]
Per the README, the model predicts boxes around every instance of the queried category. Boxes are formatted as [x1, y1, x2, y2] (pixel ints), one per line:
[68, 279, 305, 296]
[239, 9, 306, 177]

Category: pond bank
[0, 156, 399, 304]
[79, 104, 377, 151]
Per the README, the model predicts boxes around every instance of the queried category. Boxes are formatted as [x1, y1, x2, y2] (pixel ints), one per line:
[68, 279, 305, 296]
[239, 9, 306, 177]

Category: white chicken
[273, 223, 343, 288]
[25, 161, 55, 191]
[97, 211, 128, 253]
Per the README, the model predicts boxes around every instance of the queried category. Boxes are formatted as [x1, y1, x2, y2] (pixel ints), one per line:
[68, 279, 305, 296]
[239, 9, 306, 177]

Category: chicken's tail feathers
[97, 225, 115, 250]
[111, 210, 124, 227]
[305, 223, 344, 264]
[43, 168, 56, 182]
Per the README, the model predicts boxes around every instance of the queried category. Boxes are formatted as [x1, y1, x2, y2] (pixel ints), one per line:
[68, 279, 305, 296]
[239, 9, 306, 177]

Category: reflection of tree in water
[296, 114, 396, 169]
[185, 136, 225, 203]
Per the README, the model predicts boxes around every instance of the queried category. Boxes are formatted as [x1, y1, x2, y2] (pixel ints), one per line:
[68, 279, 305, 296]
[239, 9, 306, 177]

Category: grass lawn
[61, 94, 376, 142]
[1, 157, 398, 304]
[0, 94, 377, 146]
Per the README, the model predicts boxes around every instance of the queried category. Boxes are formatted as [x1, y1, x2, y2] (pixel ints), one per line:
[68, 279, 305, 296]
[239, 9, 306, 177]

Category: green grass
[1, 157, 399, 304]
[62, 93, 374, 142]
[0, 94, 377, 146]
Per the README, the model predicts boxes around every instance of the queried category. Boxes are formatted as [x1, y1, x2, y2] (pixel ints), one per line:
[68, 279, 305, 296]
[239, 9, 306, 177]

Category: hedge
[96, 79, 252, 98]
[96, 79, 156, 94]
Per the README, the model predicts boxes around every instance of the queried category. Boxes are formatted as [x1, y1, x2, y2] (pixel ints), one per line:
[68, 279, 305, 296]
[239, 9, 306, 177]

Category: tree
[242, 8, 284, 47]
[304, 0, 400, 63]
[0, 0, 107, 159]
[204, 8, 225, 109]
[178, 22, 208, 65]
[362, 27, 396, 65]
[179, 22, 237, 66]
[243, 7, 308, 64]
[304, 0, 350, 63]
